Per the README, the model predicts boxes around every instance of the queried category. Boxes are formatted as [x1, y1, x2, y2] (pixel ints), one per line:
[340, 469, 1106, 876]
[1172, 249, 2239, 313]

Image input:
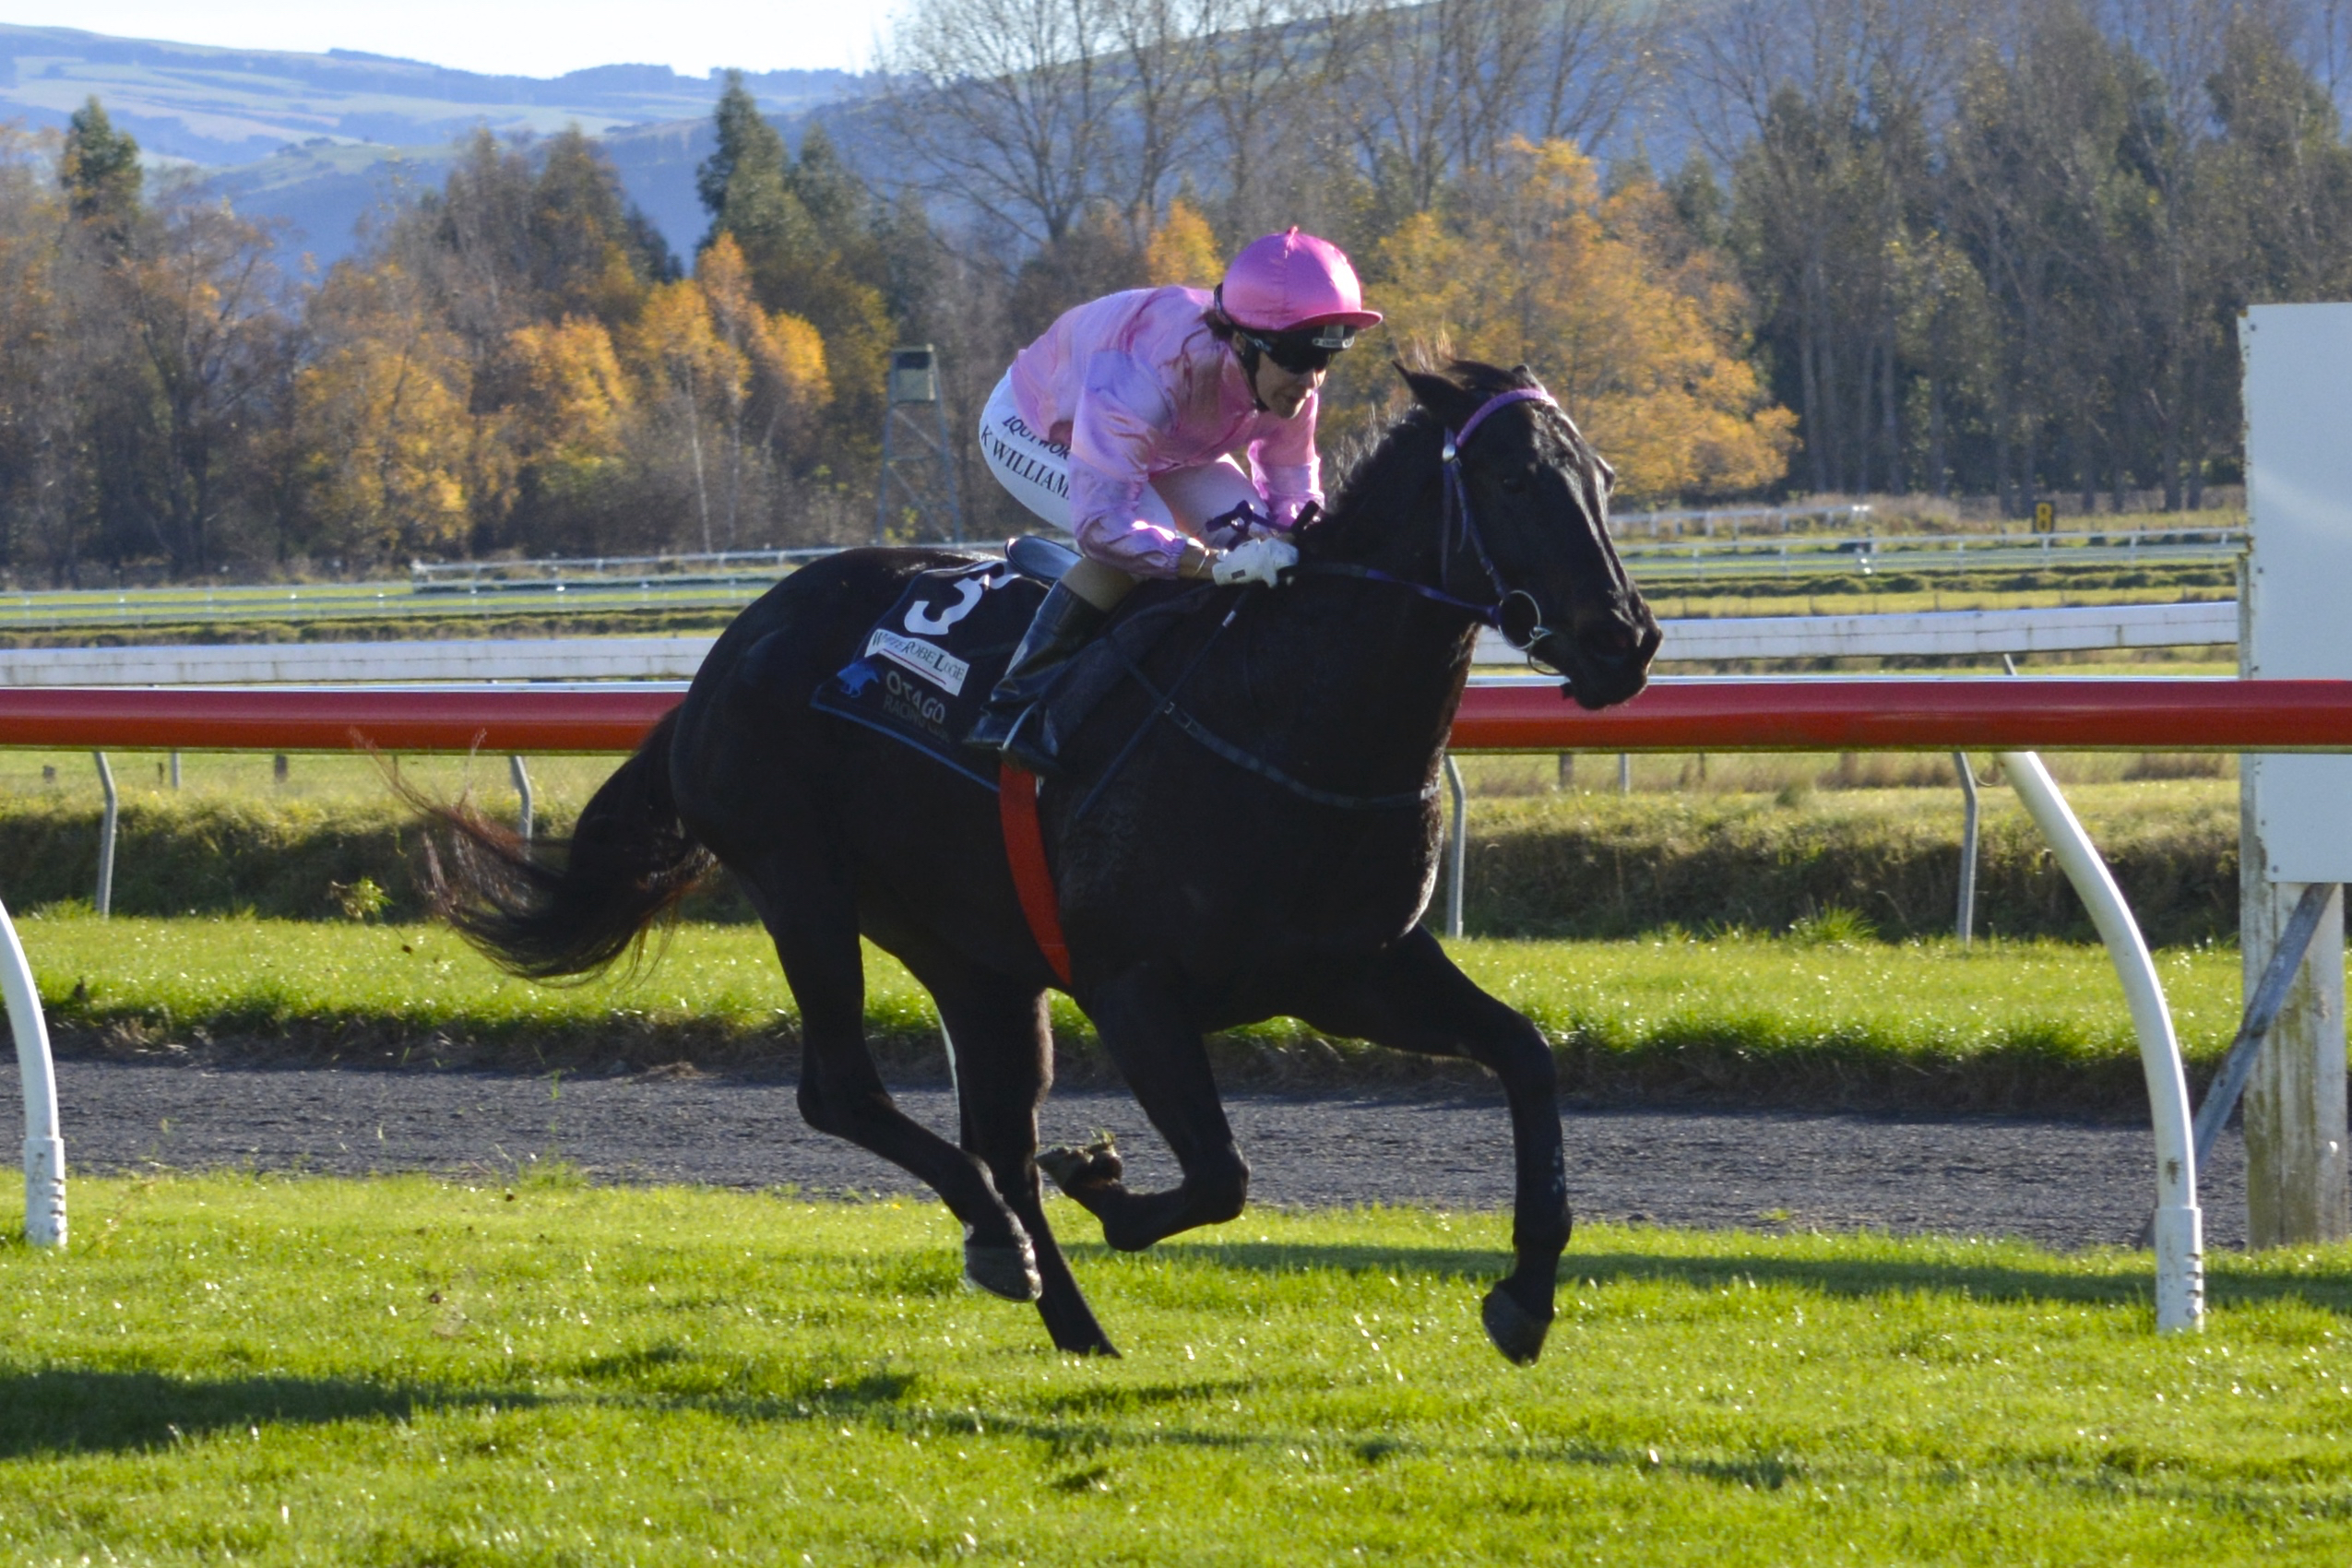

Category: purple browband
[1451, 386, 1557, 450]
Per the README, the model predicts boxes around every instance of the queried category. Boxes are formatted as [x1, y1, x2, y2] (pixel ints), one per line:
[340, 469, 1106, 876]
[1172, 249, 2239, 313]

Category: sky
[0, 1, 908, 77]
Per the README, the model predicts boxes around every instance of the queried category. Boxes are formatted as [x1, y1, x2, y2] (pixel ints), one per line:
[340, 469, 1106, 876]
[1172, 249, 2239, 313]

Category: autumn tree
[1373, 140, 1795, 502]
[697, 77, 890, 464]
[1145, 195, 1223, 284]
[0, 128, 79, 579]
[292, 262, 476, 562]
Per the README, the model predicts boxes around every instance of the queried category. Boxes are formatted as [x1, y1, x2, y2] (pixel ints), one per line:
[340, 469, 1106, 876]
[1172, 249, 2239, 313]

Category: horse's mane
[1313, 359, 1530, 552]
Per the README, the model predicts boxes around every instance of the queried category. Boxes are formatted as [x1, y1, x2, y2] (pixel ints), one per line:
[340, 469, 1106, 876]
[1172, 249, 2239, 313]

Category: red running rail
[1446, 677, 2352, 753]
[0, 678, 2349, 754]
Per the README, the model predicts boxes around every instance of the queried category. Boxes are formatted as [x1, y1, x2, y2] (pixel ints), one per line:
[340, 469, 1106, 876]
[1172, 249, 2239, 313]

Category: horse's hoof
[1039, 1138, 1123, 1193]
[1481, 1286, 1550, 1366]
[964, 1236, 1042, 1302]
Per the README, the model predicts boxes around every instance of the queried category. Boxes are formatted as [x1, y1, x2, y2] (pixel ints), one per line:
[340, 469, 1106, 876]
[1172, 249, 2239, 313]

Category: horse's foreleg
[929, 978, 1118, 1357]
[1294, 927, 1569, 1366]
[741, 859, 1035, 1273]
[1043, 963, 1249, 1253]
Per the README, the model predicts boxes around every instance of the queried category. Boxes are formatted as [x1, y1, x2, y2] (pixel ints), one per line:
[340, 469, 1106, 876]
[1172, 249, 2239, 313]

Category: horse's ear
[1511, 362, 1541, 390]
[1395, 362, 1479, 428]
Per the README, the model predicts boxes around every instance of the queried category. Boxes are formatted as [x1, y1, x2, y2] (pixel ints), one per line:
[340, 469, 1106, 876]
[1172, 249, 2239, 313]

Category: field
[19, 911, 2247, 1113]
[1, 1174, 2348, 1564]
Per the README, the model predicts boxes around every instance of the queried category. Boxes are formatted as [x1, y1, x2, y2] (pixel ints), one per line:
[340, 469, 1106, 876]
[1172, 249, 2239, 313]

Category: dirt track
[6, 1056, 2255, 1252]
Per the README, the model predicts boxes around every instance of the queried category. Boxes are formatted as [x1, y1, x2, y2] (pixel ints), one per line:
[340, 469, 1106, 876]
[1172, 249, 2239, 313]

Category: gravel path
[5, 1057, 2254, 1252]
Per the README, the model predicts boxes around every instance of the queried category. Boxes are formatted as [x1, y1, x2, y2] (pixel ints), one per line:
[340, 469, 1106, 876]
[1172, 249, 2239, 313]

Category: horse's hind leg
[927, 971, 1118, 1356]
[1291, 926, 1569, 1367]
[735, 854, 1037, 1286]
[1039, 961, 1250, 1253]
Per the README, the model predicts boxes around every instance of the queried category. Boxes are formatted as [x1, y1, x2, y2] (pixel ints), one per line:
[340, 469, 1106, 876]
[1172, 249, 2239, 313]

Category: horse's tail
[412, 709, 715, 982]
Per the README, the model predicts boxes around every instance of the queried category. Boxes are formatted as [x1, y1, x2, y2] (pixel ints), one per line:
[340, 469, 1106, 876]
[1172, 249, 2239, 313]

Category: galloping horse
[420, 361, 1660, 1363]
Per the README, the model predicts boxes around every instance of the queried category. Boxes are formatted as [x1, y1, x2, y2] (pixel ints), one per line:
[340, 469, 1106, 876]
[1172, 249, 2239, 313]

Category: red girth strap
[998, 760, 1072, 987]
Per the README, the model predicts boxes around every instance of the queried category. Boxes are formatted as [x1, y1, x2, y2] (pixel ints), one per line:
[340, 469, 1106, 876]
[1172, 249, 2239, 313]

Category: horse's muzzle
[1549, 614, 1660, 711]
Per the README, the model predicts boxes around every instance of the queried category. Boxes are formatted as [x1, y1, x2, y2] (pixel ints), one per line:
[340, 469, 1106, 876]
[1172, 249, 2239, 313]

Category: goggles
[1235, 321, 1359, 374]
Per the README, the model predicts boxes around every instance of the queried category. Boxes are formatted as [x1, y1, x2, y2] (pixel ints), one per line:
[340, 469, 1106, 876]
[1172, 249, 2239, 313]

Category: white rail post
[1952, 752, 1979, 948]
[2000, 750, 2201, 1330]
[1443, 754, 1467, 940]
[91, 751, 117, 919]
[509, 754, 535, 844]
[0, 897, 65, 1246]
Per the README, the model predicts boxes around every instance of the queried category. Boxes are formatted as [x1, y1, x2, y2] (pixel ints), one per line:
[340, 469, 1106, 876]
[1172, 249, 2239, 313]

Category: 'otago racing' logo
[880, 667, 950, 734]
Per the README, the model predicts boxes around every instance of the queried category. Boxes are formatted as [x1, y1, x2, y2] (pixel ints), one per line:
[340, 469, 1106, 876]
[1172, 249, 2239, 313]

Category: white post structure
[1952, 752, 1980, 948]
[0, 897, 64, 1247]
[509, 754, 535, 844]
[92, 750, 117, 918]
[2239, 305, 2352, 1248]
[2001, 751, 2203, 1330]
[1442, 754, 1467, 940]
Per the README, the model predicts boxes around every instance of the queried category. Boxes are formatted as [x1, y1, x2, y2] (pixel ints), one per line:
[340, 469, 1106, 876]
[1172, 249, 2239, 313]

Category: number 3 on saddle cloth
[810, 559, 1043, 788]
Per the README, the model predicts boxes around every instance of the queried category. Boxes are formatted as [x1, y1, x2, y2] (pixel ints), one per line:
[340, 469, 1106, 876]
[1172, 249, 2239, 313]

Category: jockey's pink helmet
[1218, 228, 1383, 333]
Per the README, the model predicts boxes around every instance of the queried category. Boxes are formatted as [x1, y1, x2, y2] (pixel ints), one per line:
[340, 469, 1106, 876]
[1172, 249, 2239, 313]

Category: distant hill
[0, 24, 858, 160]
[0, 23, 867, 267]
[209, 119, 731, 273]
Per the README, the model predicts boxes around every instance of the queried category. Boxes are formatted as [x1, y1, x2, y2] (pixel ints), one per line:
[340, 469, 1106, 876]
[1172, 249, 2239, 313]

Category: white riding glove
[1209, 536, 1299, 588]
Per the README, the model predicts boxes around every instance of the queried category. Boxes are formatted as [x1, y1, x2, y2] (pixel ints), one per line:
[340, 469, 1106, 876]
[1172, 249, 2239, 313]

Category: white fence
[0, 601, 2239, 688]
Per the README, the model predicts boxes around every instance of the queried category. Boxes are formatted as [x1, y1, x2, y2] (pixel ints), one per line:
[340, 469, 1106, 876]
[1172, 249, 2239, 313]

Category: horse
[418, 360, 1661, 1363]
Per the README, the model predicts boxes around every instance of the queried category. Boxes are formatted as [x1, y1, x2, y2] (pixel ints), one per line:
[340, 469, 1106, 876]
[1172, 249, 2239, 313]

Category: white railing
[0, 601, 2240, 689]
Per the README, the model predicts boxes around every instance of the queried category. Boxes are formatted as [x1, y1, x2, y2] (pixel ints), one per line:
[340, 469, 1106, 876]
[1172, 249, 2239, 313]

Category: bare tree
[879, 0, 1119, 244]
[1191, 0, 1314, 229]
[1105, 0, 1219, 225]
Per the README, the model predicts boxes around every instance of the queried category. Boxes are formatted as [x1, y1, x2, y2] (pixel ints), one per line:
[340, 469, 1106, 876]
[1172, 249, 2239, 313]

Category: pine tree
[60, 98, 140, 232]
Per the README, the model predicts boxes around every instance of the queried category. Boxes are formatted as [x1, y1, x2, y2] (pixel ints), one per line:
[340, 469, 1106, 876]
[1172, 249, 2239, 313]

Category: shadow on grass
[1153, 1239, 2352, 1316]
[0, 1369, 526, 1459]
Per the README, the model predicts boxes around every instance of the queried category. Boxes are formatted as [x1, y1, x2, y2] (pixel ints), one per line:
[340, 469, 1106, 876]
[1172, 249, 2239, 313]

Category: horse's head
[1378, 361, 1658, 709]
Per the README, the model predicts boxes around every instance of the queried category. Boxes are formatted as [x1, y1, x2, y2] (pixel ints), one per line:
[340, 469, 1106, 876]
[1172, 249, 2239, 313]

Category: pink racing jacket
[1007, 286, 1322, 577]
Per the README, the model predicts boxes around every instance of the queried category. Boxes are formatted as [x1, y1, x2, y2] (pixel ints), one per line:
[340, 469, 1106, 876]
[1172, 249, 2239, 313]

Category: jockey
[966, 226, 1381, 775]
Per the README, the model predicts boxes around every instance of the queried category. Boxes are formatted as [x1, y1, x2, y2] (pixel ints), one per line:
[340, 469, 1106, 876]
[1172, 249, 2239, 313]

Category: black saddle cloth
[810, 559, 1042, 788]
[805, 553, 1202, 790]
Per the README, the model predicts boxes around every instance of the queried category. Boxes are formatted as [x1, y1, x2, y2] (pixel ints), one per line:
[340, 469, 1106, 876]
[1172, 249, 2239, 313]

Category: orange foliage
[292, 263, 476, 558]
[1146, 197, 1223, 289]
[1375, 141, 1796, 504]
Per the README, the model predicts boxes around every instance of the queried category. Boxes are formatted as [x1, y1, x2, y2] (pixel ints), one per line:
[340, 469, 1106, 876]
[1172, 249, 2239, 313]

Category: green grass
[0, 766, 2244, 946]
[3, 1174, 2350, 1563]
[20, 913, 2257, 1111]
[1443, 776, 2243, 948]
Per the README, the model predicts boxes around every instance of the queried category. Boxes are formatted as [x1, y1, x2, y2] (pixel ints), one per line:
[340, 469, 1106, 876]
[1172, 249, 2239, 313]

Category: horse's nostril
[1579, 624, 1635, 664]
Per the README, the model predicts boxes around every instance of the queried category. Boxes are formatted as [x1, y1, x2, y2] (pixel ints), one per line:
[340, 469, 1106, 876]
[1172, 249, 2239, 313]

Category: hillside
[0, 24, 863, 263]
[207, 118, 729, 270]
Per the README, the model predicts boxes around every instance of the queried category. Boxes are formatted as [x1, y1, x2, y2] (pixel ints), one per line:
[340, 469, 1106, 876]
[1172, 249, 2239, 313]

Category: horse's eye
[1499, 469, 1531, 495]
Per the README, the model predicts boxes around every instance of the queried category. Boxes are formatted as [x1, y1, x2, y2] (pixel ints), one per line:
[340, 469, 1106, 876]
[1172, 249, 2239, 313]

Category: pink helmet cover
[1219, 228, 1383, 332]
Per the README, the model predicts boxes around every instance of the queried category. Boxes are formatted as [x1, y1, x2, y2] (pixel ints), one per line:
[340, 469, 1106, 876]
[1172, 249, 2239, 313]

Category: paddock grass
[18, 913, 2255, 1111]
[1, 1173, 2348, 1563]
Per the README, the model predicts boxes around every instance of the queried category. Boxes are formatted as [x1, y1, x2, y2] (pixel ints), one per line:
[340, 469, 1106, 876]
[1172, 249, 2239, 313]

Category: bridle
[1439, 386, 1562, 655]
[1299, 384, 1570, 660]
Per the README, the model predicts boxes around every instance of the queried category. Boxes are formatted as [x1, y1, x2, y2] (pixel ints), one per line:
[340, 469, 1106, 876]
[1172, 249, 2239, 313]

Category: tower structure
[873, 344, 965, 545]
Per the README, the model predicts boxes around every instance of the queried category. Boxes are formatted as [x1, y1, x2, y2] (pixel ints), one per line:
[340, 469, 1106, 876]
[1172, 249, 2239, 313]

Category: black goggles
[1236, 322, 1358, 374]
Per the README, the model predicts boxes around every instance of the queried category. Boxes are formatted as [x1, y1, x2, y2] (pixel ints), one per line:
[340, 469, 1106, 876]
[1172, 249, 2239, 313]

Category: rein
[1072, 590, 1441, 822]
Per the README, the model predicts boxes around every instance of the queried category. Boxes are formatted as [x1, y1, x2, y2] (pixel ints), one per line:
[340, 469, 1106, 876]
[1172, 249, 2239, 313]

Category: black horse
[421, 361, 1660, 1363]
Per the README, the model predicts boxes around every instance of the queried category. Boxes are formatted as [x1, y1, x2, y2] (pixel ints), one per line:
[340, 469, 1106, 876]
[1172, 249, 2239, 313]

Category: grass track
[2, 1174, 2350, 1563]
[21, 914, 2251, 1110]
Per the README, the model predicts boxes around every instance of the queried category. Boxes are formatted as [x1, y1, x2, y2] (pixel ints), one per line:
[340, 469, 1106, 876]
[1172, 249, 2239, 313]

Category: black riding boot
[963, 582, 1108, 777]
